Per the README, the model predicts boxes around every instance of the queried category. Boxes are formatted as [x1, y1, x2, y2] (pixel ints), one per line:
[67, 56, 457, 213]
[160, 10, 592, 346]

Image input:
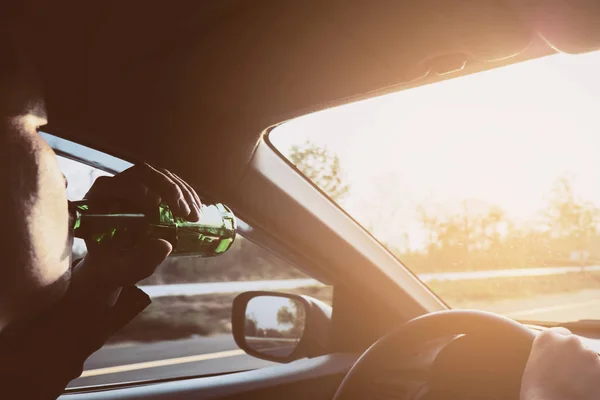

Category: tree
[288, 141, 350, 203]
[276, 306, 295, 325]
[276, 302, 305, 337]
[357, 172, 410, 248]
[544, 178, 599, 237]
[542, 177, 600, 264]
[480, 206, 506, 243]
[417, 204, 441, 252]
[244, 314, 258, 337]
[416, 201, 510, 270]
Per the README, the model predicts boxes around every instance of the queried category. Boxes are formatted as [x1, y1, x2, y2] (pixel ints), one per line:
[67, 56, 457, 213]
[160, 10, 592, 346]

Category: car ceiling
[12, 0, 600, 202]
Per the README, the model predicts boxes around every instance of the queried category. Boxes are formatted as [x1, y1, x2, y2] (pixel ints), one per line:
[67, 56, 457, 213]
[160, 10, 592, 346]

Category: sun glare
[272, 51, 600, 320]
[272, 51, 600, 250]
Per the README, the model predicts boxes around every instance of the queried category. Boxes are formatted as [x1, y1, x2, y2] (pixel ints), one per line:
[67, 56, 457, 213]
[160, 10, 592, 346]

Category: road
[69, 335, 274, 388]
[68, 288, 600, 389]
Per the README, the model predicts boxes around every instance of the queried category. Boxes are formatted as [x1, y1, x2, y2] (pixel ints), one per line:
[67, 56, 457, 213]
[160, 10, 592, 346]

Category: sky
[57, 156, 112, 201]
[246, 296, 301, 330]
[56, 156, 113, 255]
[270, 50, 600, 250]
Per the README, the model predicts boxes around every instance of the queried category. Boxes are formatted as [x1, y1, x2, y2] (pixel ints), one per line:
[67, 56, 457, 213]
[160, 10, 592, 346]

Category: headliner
[11, 0, 600, 201]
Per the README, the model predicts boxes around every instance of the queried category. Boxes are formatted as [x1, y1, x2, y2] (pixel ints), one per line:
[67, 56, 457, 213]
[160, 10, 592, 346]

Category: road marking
[80, 349, 246, 378]
[506, 298, 600, 318]
[104, 342, 136, 349]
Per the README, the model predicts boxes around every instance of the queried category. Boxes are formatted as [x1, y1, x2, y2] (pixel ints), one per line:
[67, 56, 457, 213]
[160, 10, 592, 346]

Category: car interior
[9, 1, 600, 399]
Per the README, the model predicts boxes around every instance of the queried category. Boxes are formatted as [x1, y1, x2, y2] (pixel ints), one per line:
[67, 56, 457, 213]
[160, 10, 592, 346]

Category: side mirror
[232, 291, 331, 363]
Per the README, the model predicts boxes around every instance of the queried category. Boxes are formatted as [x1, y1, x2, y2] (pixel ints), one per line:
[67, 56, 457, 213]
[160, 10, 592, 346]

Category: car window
[270, 50, 600, 324]
[49, 137, 332, 388]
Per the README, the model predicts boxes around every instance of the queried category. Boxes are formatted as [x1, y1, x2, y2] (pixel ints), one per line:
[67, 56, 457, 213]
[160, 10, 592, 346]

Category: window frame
[44, 131, 331, 285]
[45, 131, 334, 389]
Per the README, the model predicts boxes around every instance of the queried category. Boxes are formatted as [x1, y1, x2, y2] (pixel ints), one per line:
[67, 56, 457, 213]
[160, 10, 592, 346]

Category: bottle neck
[69, 200, 148, 240]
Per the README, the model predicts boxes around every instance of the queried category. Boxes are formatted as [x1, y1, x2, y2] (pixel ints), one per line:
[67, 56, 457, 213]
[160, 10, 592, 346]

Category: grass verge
[109, 286, 333, 343]
[110, 272, 600, 343]
[430, 271, 600, 307]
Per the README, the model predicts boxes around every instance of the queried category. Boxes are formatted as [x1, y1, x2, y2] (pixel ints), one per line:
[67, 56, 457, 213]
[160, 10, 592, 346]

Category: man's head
[0, 29, 71, 330]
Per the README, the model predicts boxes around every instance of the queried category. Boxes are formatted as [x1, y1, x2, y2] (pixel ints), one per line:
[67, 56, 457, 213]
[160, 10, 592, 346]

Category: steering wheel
[332, 309, 536, 400]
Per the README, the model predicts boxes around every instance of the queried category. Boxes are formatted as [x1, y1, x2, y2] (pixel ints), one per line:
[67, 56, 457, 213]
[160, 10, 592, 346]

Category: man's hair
[0, 30, 46, 119]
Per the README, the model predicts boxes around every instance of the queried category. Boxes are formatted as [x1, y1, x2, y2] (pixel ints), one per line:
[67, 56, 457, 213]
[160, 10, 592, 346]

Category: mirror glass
[244, 296, 306, 358]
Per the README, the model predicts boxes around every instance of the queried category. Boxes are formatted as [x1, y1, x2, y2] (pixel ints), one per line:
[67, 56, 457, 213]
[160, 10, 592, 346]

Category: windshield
[270, 51, 600, 323]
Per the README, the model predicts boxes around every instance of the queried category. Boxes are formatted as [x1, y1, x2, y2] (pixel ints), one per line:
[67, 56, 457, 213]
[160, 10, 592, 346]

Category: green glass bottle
[69, 200, 236, 257]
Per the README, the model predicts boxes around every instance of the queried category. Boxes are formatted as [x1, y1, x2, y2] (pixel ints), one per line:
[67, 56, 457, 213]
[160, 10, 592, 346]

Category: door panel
[59, 354, 356, 400]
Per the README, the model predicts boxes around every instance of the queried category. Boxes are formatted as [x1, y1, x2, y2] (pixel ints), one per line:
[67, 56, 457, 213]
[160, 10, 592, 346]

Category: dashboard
[58, 326, 600, 400]
[362, 327, 600, 400]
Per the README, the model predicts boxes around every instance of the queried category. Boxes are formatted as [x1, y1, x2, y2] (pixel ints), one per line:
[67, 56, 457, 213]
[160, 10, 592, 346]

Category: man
[0, 29, 204, 398]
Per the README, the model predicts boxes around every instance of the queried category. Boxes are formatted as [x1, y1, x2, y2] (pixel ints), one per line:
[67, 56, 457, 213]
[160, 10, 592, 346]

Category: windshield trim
[41, 131, 133, 175]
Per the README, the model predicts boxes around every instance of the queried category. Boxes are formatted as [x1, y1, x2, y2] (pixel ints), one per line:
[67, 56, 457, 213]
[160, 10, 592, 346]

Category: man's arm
[68, 163, 202, 308]
[0, 163, 203, 399]
[0, 27, 204, 399]
[0, 284, 150, 399]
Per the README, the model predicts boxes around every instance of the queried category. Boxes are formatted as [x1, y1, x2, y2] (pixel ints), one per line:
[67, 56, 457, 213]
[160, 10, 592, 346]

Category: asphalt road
[69, 335, 274, 388]
[68, 289, 600, 389]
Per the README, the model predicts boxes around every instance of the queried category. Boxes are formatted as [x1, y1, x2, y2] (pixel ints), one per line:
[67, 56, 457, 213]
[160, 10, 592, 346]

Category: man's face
[0, 118, 73, 326]
[0, 30, 72, 326]
[26, 126, 72, 288]
[0, 69, 72, 330]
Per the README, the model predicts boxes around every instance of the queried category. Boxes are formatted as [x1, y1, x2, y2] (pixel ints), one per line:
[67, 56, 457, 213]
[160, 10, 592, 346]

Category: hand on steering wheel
[332, 310, 535, 400]
[521, 327, 600, 400]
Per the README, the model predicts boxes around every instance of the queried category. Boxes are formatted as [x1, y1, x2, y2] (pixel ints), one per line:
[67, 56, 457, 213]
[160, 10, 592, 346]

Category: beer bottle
[69, 200, 236, 257]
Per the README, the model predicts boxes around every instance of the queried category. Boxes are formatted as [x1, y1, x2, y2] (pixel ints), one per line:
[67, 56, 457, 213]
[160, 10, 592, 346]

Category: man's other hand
[71, 164, 202, 303]
[521, 327, 600, 400]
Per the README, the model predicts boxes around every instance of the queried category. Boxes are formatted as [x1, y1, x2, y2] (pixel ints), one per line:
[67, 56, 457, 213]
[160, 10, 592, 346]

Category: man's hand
[70, 164, 202, 304]
[521, 327, 600, 400]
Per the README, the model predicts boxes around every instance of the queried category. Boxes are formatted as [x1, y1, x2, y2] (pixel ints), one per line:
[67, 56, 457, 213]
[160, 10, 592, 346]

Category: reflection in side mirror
[233, 291, 331, 363]
[243, 296, 306, 358]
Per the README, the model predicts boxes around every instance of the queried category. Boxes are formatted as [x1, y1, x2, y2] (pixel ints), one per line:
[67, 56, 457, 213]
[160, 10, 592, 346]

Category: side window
[57, 156, 112, 259]
[54, 150, 332, 389]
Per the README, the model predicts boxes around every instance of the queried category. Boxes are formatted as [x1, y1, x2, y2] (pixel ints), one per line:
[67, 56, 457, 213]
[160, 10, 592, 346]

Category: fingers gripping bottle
[69, 201, 236, 257]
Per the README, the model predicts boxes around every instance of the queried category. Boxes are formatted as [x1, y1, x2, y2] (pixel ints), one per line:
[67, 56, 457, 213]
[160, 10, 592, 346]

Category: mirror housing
[232, 291, 331, 363]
